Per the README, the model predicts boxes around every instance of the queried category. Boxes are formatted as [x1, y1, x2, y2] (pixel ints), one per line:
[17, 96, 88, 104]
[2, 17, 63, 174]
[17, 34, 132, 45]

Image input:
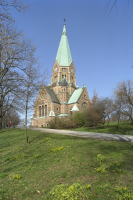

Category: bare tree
[102, 0, 130, 17]
[85, 91, 113, 127]
[3, 108, 20, 128]
[0, 0, 28, 21]
[96, 97, 113, 126]
[0, 22, 38, 129]
[112, 97, 122, 128]
[113, 80, 133, 124]
[85, 91, 104, 127]
[21, 54, 48, 143]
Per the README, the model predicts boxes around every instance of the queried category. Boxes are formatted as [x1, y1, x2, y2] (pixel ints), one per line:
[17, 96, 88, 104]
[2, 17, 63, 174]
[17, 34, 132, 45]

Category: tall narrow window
[62, 75, 64, 79]
[45, 105, 47, 116]
[39, 106, 41, 117]
[42, 106, 44, 116]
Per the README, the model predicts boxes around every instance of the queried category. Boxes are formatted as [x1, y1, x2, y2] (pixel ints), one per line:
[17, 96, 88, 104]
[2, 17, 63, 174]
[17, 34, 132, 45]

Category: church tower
[31, 22, 90, 127]
[49, 23, 78, 114]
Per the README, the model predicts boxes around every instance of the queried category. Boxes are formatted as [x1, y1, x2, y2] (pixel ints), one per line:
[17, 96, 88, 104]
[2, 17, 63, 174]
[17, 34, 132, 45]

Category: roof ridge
[76, 87, 85, 103]
[51, 87, 61, 103]
[68, 88, 83, 104]
[44, 86, 60, 104]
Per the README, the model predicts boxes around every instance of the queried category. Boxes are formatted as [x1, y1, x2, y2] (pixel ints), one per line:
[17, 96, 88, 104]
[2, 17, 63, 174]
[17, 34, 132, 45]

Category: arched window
[64, 75, 66, 79]
[45, 105, 47, 116]
[39, 106, 41, 117]
[42, 106, 44, 116]
[82, 102, 87, 108]
[62, 75, 64, 79]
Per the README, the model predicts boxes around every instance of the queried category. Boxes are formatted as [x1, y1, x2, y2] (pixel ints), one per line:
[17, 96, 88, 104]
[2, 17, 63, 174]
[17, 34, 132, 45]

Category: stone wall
[31, 116, 50, 127]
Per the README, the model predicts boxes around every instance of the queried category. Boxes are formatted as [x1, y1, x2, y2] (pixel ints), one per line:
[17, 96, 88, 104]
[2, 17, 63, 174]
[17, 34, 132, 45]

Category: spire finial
[64, 18, 66, 25]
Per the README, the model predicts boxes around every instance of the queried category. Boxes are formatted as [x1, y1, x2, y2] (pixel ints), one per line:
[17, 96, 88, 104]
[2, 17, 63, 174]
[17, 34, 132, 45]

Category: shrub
[48, 118, 71, 129]
[48, 113, 86, 129]
[85, 107, 104, 127]
[72, 112, 86, 127]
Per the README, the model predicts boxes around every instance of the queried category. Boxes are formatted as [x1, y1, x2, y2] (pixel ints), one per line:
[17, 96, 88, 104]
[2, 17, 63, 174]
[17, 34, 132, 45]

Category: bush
[72, 112, 86, 127]
[48, 118, 71, 129]
[48, 116, 79, 129]
[48, 108, 105, 129]
[85, 107, 104, 127]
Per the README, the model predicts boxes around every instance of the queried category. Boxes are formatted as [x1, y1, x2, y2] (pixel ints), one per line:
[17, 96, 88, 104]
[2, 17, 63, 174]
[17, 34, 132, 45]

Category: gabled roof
[71, 104, 79, 112]
[45, 86, 60, 104]
[56, 24, 72, 66]
[68, 88, 84, 104]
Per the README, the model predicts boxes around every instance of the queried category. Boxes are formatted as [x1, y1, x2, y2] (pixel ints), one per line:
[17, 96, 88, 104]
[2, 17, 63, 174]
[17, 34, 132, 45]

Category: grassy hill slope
[0, 128, 133, 199]
[74, 120, 133, 135]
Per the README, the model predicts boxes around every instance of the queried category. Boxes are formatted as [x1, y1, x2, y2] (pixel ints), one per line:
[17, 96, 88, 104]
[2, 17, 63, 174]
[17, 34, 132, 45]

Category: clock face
[71, 69, 73, 72]
[54, 67, 57, 71]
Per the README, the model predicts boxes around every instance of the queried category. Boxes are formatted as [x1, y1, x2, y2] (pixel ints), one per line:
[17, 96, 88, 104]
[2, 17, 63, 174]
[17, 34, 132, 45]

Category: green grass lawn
[74, 120, 133, 135]
[0, 128, 133, 200]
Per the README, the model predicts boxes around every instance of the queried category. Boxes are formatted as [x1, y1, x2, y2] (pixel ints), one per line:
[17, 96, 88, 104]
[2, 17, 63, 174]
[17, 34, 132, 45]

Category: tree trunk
[0, 96, 3, 129]
[107, 116, 110, 127]
[0, 46, 2, 129]
[25, 99, 28, 144]
[0, 102, 2, 129]
[117, 118, 120, 129]
[131, 117, 133, 124]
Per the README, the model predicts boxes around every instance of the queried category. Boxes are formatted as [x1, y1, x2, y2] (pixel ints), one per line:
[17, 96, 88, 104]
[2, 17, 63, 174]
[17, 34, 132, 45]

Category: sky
[10, 0, 133, 122]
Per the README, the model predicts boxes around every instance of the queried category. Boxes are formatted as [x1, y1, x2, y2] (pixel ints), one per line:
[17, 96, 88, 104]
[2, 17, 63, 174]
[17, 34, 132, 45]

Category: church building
[31, 23, 90, 127]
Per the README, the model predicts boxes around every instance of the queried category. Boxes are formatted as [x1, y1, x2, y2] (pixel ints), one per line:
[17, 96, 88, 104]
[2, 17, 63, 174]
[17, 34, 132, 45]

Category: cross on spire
[64, 18, 66, 25]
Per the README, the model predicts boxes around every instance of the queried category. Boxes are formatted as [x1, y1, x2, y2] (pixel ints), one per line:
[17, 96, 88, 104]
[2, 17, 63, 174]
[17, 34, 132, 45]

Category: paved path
[28, 127, 133, 143]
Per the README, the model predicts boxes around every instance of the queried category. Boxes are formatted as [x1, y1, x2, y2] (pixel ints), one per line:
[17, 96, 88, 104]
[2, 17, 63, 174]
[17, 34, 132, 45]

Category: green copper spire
[56, 24, 72, 66]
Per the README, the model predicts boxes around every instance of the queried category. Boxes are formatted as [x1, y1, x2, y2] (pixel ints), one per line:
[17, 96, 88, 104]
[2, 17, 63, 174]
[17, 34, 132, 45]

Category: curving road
[28, 127, 133, 143]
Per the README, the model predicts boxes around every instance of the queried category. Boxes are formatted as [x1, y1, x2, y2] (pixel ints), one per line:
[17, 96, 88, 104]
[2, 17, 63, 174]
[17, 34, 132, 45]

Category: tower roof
[56, 24, 72, 66]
